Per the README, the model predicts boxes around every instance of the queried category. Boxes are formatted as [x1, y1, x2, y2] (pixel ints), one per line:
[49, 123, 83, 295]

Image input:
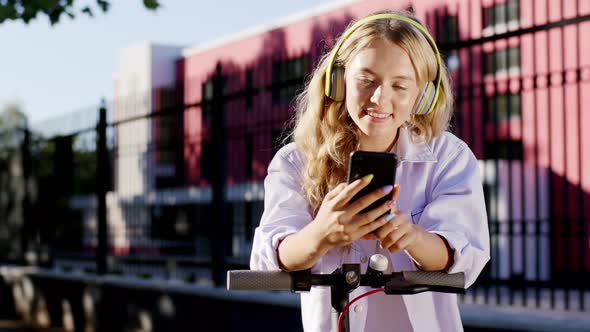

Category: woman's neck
[359, 128, 400, 152]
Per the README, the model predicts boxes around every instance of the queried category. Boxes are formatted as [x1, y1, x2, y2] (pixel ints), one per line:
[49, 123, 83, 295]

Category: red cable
[337, 288, 384, 332]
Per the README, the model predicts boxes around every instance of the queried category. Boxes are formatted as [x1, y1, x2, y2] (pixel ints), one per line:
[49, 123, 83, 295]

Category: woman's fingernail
[381, 185, 393, 193]
[385, 213, 395, 221]
[362, 174, 374, 183]
[386, 200, 395, 207]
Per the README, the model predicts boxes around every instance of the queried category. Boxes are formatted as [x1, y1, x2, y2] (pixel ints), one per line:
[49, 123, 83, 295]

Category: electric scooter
[227, 254, 465, 332]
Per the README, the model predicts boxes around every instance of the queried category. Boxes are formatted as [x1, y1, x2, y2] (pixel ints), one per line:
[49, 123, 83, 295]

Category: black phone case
[347, 151, 398, 215]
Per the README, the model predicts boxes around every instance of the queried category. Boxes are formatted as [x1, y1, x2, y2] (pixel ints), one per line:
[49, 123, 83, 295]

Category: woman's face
[344, 38, 420, 151]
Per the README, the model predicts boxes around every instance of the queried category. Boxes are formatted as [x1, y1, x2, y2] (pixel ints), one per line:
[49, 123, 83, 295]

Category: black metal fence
[436, 0, 590, 311]
[1, 0, 589, 314]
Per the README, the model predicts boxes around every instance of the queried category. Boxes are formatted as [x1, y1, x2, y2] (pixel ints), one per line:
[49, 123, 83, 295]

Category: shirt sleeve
[417, 143, 490, 288]
[249, 149, 313, 271]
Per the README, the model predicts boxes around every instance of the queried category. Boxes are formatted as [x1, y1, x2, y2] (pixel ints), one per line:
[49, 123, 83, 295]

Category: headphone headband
[324, 13, 443, 114]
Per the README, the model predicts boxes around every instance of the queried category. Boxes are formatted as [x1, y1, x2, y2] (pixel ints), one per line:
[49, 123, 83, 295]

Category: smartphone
[346, 151, 398, 215]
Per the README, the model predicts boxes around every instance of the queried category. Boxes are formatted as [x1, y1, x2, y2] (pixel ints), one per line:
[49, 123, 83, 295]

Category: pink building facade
[112, 0, 590, 279]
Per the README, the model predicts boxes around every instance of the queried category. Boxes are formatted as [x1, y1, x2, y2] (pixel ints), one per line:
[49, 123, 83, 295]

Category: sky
[0, 0, 341, 126]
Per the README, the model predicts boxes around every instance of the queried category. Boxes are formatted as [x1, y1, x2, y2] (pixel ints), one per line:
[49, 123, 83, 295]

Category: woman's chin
[358, 126, 399, 141]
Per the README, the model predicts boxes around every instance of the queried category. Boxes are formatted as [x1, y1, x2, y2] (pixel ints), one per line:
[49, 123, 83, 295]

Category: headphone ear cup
[412, 81, 437, 115]
[328, 66, 346, 101]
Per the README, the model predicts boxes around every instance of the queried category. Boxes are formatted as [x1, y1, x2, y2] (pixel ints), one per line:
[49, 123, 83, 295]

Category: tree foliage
[0, 0, 160, 25]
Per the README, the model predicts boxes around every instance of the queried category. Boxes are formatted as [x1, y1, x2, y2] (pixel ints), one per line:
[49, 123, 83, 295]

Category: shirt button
[354, 304, 364, 313]
[360, 256, 368, 263]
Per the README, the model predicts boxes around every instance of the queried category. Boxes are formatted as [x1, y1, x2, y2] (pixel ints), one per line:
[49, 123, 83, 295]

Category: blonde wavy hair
[290, 10, 454, 216]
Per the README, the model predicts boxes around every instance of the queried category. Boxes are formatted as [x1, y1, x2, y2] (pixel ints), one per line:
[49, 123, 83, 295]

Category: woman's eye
[393, 85, 407, 90]
[358, 78, 374, 85]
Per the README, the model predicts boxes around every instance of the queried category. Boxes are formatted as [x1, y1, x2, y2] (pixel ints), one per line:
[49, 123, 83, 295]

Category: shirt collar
[390, 126, 437, 163]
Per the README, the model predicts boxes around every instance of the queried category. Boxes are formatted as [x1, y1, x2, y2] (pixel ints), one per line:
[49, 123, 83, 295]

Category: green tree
[0, 0, 160, 25]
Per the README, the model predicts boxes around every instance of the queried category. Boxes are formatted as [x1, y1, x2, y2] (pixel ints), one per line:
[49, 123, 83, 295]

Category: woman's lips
[363, 109, 392, 123]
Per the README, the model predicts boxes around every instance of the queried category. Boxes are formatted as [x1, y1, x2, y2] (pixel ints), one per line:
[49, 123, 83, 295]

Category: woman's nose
[369, 85, 390, 105]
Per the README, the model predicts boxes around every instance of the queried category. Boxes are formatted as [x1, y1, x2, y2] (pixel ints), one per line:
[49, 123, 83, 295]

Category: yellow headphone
[324, 13, 443, 115]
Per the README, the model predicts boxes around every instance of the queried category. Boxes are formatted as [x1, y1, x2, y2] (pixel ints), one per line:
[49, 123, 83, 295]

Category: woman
[250, 10, 490, 332]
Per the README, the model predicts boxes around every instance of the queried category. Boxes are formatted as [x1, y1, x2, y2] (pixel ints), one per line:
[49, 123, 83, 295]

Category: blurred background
[1, 0, 589, 331]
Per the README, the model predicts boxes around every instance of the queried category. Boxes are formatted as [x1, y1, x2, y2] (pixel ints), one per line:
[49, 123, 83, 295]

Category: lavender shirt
[250, 127, 490, 332]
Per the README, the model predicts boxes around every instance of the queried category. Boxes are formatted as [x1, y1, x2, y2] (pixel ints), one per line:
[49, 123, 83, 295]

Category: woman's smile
[363, 109, 392, 122]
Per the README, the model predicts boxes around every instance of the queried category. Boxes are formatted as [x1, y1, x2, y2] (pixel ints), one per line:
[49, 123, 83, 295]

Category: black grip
[402, 271, 465, 289]
[227, 270, 292, 291]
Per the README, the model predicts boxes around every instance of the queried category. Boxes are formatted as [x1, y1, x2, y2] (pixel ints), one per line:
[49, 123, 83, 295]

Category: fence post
[210, 63, 228, 286]
[96, 100, 109, 275]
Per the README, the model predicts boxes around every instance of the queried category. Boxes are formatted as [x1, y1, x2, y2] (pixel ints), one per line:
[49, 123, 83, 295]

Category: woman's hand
[372, 185, 453, 272]
[374, 184, 423, 253]
[311, 175, 395, 251]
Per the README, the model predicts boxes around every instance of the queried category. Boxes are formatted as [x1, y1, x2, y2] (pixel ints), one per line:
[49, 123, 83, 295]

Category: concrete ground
[0, 320, 63, 332]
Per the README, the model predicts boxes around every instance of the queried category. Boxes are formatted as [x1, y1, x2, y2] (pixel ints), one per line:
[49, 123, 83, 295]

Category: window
[156, 115, 176, 165]
[202, 79, 213, 121]
[251, 201, 264, 240]
[239, 200, 264, 243]
[481, 180, 500, 225]
[245, 69, 253, 113]
[230, 200, 263, 260]
[486, 93, 522, 123]
[155, 176, 177, 188]
[201, 140, 213, 182]
[245, 134, 253, 179]
[245, 201, 253, 241]
[201, 76, 226, 121]
[272, 56, 307, 106]
[193, 204, 211, 259]
[153, 86, 182, 170]
[443, 15, 458, 43]
[486, 47, 520, 75]
[150, 205, 195, 242]
[483, 140, 523, 160]
[483, 0, 520, 33]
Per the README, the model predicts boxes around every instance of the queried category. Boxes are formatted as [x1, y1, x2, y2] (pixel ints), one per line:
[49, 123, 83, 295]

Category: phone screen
[347, 151, 398, 215]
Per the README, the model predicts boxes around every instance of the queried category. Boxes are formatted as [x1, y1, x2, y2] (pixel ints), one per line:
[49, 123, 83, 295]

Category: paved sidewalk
[0, 320, 63, 332]
[461, 303, 590, 332]
[460, 285, 590, 331]
[3, 266, 589, 332]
